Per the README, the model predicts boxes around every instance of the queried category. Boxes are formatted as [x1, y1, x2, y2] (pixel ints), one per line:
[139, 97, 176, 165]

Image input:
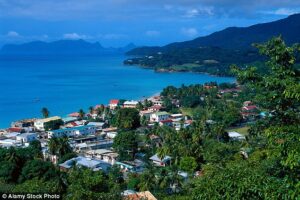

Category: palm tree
[41, 107, 50, 118]
[5, 148, 21, 165]
[89, 106, 94, 114]
[48, 137, 59, 155]
[78, 109, 85, 119]
[48, 136, 72, 157]
[57, 137, 72, 157]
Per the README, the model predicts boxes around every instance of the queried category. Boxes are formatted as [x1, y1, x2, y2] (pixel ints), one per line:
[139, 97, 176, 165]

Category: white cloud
[63, 33, 89, 40]
[145, 30, 160, 37]
[262, 8, 298, 16]
[183, 7, 214, 18]
[184, 9, 199, 18]
[181, 27, 198, 37]
[7, 31, 20, 37]
[273, 8, 297, 15]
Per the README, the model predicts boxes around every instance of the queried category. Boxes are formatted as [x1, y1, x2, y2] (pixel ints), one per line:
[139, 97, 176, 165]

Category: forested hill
[127, 14, 300, 55]
[124, 14, 300, 76]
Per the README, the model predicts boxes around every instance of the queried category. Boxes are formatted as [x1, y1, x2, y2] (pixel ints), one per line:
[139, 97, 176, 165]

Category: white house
[47, 125, 96, 138]
[59, 156, 111, 173]
[106, 132, 118, 139]
[109, 99, 119, 110]
[150, 111, 170, 122]
[87, 122, 105, 130]
[228, 131, 246, 141]
[123, 100, 139, 108]
[149, 154, 171, 167]
[139, 110, 154, 120]
[34, 116, 61, 131]
[16, 133, 37, 143]
[85, 149, 118, 165]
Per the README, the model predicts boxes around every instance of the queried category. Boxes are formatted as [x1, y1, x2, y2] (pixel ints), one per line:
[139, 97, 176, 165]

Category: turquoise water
[0, 55, 234, 128]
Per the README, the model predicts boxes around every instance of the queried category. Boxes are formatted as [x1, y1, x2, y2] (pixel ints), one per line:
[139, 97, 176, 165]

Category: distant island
[0, 40, 136, 56]
[124, 13, 300, 76]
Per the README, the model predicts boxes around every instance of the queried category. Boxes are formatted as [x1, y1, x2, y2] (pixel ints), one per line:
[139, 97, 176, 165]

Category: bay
[0, 54, 234, 128]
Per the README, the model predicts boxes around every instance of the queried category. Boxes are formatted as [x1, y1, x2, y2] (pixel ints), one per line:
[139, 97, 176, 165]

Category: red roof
[8, 127, 22, 133]
[160, 119, 173, 123]
[110, 99, 119, 105]
[69, 112, 80, 117]
[243, 105, 257, 111]
[149, 105, 162, 111]
[70, 122, 78, 127]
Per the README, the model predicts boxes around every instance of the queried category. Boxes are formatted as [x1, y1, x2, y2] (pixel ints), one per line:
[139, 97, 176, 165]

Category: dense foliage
[0, 37, 299, 199]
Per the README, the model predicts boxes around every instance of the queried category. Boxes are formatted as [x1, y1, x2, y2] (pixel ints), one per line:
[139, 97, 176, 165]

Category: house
[241, 105, 259, 121]
[62, 117, 78, 124]
[73, 138, 113, 152]
[68, 112, 80, 118]
[4, 132, 20, 139]
[148, 105, 162, 112]
[109, 99, 119, 110]
[102, 127, 118, 134]
[16, 133, 37, 143]
[242, 105, 258, 112]
[47, 125, 96, 138]
[148, 96, 163, 106]
[150, 111, 170, 122]
[219, 88, 241, 94]
[116, 159, 145, 173]
[11, 119, 36, 128]
[87, 122, 106, 131]
[106, 132, 118, 139]
[159, 119, 173, 127]
[139, 110, 154, 120]
[123, 191, 157, 200]
[149, 154, 171, 167]
[34, 116, 61, 131]
[228, 131, 246, 141]
[243, 101, 253, 107]
[7, 127, 24, 133]
[85, 149, 118, 165]
[59, 156, 111, 173]
[0, 139, 22, 148]
[123, 100, 139, 108]
[170, 114, 183, 120]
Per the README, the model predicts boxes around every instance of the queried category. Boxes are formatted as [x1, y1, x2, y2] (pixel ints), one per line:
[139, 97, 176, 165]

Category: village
[0, 81, 264, 200]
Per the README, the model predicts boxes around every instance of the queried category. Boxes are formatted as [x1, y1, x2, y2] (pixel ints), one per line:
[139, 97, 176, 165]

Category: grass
[226, 126, 250, 136]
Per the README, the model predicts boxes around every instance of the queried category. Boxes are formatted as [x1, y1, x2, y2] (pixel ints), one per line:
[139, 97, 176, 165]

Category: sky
[0, 0, 300, 47]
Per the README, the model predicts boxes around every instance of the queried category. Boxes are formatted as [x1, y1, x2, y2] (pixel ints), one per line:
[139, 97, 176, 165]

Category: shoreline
[124, 63, 234, 78]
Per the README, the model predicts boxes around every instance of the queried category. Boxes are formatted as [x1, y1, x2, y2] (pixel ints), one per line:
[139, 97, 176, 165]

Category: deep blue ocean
[0, 54, 235, 128]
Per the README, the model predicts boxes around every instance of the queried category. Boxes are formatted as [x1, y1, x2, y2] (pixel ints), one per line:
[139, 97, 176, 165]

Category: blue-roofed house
[116, 159, 145, 173]
[62, 117, 78, 124]
[47, 125, 96, 138]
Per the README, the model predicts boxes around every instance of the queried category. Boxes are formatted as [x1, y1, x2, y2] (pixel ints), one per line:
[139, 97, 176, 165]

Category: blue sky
[0, 0, 300, 47]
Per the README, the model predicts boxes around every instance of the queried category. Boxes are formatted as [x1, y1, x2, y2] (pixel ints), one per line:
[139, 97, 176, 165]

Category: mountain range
[124, 14, 300, 76]
[0, 40, 136, 55]
[128, 13, 300, 55]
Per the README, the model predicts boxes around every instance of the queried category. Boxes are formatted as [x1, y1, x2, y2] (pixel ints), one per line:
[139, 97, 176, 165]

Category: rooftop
[154, 111, 169, 116]
[150, 154, 171, 163]
[49, 125, 95, 133]
[124, 100, 139, 105]
[36, 116, 61, 123]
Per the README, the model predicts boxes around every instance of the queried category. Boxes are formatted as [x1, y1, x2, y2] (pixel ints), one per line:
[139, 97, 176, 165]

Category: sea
[0, 54, 235, 128]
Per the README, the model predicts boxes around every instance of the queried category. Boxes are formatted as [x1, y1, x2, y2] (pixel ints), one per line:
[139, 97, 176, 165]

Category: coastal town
[0, 80, 263, 199]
